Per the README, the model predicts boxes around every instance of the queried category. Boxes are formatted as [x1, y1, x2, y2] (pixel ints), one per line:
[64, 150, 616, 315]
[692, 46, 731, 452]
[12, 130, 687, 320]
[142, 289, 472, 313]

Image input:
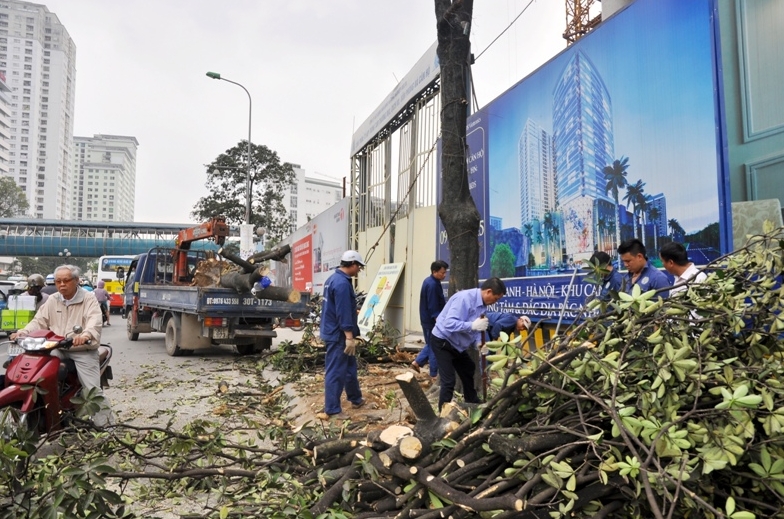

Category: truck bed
[138, 284, 309, 318]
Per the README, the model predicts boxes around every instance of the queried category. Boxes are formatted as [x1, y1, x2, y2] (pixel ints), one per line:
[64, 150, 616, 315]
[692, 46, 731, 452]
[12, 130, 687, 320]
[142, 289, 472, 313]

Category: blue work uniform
[486, 312, 519, 341]
[597, 268, 624, 301]
[431, 288, 486, 410]
[415, 274, 446, 376]
[319, 268, 363, 415]
[622, 262, 670, 298]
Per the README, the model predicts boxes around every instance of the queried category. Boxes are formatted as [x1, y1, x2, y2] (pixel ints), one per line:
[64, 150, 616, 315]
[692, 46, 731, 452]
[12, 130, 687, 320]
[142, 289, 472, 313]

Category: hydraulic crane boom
[173, 217, 230, 283]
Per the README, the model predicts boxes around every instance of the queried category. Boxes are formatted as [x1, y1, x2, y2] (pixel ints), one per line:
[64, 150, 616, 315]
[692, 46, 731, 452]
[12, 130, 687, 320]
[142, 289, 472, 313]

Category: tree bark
[435, 0, 478, 294]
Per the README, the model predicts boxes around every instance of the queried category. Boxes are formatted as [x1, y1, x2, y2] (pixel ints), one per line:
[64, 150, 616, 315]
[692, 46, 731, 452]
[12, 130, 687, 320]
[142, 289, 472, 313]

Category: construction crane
[172, 216, 230, 283]
[564, 0, 602, 45]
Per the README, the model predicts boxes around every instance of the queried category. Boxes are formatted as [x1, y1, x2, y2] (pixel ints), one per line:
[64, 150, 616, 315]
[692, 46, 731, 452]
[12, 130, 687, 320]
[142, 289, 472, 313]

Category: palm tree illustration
[648, 204, 661, 251]
[623, 179, 646, 240]
[668, 218, 685, 240]
[603, 157, 629, 251]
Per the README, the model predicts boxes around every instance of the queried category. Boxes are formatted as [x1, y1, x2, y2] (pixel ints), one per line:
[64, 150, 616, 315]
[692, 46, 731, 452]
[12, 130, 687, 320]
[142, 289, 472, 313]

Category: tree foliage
[16, 256, 94, 278]
[0, 176, 29, 218]
[191, 140, 296, 244]
[491, 243, 516, 278]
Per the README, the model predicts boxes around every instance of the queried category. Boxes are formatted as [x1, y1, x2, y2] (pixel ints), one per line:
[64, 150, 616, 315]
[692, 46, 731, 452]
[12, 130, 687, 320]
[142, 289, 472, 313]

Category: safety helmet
[45, 274, 55, 285]
[27, 273, 45, 288]
[97, 280, 105, 289]
[340, 250, 366, 266]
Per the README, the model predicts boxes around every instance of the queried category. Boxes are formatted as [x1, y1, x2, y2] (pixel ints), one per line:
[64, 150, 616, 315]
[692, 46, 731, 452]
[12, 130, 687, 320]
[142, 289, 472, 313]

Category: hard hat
[27, 273, 45, 288]
[340, 250, 366, 266]
[45, 274, 55, 285]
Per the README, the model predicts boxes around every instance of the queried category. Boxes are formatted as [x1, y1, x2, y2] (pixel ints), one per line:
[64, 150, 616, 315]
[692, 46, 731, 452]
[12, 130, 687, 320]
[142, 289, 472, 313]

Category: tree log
[488, 432, 578, 462]
[248, 244, 292, 265]
[378, 436, 425, 468]
[218, 248, 256, 273]
[395, 372, 438, 425]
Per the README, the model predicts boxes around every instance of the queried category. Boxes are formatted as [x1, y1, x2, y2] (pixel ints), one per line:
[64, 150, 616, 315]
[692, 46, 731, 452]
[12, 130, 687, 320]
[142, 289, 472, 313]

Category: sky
[39, 0, 569, 225]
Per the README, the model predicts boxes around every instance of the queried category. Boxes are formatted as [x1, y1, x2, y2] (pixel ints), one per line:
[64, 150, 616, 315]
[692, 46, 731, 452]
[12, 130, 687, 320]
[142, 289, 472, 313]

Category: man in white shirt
[659, 242, 707, 294]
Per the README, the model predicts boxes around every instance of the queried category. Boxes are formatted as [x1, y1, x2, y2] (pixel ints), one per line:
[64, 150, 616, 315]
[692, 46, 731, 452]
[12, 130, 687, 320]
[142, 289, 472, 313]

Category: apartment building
[0, 0, 75, 219]
[284, 164, 344, 233]
[71, 134, 137, 222]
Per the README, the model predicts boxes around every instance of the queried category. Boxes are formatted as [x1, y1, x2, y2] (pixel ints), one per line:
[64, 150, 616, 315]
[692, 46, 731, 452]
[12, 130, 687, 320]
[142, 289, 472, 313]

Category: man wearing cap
[318, 250, 366, 420]
[586, 251, 623, 302]
[485, 312, 531, 341]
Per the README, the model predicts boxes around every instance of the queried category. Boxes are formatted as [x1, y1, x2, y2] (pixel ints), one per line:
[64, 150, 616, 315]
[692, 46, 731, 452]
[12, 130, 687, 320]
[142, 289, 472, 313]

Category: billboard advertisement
[270, 197, 349, 295]
[437, 0, 730, 321]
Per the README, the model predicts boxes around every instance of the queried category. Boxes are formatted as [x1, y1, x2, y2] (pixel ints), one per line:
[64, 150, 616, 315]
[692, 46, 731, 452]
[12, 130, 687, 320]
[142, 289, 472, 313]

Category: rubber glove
[344, 338, 357, 356]
[471, 316, 489, 331]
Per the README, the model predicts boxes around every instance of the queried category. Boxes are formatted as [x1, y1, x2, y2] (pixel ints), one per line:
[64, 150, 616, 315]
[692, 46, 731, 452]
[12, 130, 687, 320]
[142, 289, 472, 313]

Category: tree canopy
[191, 140, 296, 244]
[0, 175, 29, 217]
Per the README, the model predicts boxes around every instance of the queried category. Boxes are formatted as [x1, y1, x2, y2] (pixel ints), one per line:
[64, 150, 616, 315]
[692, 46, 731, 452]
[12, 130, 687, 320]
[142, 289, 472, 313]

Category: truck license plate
[213, 327, 230, 339]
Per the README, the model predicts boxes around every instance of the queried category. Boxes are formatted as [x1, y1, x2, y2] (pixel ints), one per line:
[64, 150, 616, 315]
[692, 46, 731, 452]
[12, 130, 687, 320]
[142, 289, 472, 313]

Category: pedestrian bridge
[0, 218, 224, 257]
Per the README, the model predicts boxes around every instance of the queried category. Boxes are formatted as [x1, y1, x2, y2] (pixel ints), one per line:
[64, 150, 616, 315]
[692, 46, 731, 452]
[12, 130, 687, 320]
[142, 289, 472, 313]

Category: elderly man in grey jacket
[12, 264, 112, 426]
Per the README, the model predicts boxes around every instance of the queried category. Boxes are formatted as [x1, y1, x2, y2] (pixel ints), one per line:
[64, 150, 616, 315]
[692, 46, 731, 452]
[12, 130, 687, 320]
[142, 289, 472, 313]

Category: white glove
[471, 317, 489, 331]
[520, 316, 532, 330]
[344, 338, 357, 356]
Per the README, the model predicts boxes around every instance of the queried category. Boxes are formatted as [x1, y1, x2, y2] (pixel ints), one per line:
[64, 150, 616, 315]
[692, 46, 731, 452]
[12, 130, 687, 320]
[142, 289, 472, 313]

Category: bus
[97, 255, 136, 313]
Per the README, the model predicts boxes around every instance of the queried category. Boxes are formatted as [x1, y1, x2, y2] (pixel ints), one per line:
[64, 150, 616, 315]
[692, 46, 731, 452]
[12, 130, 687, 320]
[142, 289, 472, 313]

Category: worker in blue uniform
[585, 251, 623, 302]
[317, 250, 366, 420]
[411, 260, 448, 378]
[617, 239, 670, 297]
[485, 312, 531, 340]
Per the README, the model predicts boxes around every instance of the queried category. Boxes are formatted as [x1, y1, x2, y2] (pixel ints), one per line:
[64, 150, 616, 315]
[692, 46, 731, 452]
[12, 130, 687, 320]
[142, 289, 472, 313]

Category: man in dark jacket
[412, 260, 448, 377]
[485, 312, 531, 341]
[317, 250, 366, 420]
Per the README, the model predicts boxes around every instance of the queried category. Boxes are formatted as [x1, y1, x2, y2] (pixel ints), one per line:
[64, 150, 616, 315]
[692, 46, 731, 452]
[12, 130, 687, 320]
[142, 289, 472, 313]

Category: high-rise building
[0, 71, 11, 176]
[0, 0, 75, 219]
[71, 134, 137, 222]
[283, 164, 343, 233]
[519, 118, 555, 225]
[553, 50, 615, 259]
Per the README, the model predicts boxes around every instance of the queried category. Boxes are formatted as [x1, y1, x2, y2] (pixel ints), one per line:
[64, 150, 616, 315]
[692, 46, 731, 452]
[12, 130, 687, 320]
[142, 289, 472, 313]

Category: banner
[436, 0, 729, 322]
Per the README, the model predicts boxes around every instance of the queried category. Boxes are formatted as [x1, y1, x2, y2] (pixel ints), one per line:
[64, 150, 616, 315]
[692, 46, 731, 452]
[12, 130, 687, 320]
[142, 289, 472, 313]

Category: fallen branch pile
[4, 229, 784, 519]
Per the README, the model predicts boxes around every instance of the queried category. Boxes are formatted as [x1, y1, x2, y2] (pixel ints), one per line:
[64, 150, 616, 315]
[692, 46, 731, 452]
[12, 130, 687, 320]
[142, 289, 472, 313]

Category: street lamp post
[205, 71, 253, 225]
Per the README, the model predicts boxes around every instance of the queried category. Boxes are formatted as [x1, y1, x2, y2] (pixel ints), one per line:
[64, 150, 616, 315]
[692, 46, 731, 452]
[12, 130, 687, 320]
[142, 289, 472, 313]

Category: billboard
[437, 0, 730, 321]
[270, 197, 349, 295]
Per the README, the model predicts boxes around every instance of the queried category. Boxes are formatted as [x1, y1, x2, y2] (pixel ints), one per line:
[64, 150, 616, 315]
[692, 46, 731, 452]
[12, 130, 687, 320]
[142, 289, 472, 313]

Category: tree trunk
[435, 0, 479, 294]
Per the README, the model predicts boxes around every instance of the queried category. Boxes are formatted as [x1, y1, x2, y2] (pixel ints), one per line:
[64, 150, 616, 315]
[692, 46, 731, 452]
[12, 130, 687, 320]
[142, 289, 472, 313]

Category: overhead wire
[473, 0, 536, 62]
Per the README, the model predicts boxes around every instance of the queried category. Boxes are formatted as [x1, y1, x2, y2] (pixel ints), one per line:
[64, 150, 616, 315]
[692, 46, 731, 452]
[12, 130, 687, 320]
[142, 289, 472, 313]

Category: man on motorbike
[11, 264, 113, 427]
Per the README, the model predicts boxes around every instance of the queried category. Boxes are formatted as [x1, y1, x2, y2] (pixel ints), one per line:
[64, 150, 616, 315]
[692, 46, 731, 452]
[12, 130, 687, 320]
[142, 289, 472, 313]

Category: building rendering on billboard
[437, 0, 730, 321]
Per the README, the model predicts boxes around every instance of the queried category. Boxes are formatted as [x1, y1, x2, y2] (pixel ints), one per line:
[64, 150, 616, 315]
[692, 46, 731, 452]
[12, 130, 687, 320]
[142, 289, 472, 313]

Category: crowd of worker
[318, 237, 707, 419]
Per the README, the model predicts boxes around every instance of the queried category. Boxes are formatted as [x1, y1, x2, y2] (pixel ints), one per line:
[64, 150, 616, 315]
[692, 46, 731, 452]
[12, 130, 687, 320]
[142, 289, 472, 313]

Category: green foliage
[490, 243, 516, 278]
[478, 228, 784, 518]
[192, 140, 296, 244]
[0, 176, 29, 218]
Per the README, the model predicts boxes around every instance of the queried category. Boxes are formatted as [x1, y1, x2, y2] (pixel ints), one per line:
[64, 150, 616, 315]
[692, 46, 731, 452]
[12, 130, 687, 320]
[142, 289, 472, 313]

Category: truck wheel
[165, 319, 184, 357]
[236, 343, 256, 355]
[127, 319, 139, 342]
[256, 337, 273, 351]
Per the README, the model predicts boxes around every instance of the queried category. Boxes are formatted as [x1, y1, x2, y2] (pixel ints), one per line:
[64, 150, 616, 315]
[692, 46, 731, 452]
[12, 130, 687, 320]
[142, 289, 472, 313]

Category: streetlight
[205, 71, 253, 225]
[58, 248, 71, 258]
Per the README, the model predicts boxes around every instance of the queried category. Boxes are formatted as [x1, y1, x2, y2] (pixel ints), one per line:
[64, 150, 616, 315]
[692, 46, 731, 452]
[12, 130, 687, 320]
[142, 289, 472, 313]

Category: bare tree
[435, 0, 478, 294]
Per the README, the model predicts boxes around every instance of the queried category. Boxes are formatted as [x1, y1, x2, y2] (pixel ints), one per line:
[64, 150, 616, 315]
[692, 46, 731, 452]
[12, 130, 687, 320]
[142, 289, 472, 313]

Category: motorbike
[0, 327, 113, 436]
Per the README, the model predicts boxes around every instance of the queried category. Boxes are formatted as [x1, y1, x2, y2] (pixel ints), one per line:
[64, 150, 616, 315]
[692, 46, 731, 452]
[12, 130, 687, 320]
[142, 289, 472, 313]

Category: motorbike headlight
[20, 337, 47, 351]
